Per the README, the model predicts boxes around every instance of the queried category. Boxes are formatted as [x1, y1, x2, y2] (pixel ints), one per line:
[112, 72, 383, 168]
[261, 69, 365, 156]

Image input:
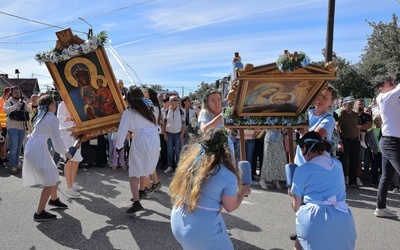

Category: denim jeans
[239, 139, 255, 173]
[377, 136, 400, 208]
[167, 132, 181, 168]
[8, 128, 26, 167]
[371, 152, 382, 185]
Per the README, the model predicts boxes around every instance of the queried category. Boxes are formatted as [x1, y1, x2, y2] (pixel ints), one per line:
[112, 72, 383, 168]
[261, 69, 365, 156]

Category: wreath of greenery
[223, 106, 308, 126]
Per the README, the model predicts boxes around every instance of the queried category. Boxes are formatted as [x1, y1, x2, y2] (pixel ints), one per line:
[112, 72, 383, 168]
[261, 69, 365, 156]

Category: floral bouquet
[35, 31, 108, 64]
[276, 51, 310, 72]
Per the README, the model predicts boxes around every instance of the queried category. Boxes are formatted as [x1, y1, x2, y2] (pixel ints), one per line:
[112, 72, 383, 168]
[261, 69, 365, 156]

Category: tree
[188, 81, 216, 102]
[315, 52, 374, 98]
[359, 14, 400, 82]
[148, 84, 164, 91]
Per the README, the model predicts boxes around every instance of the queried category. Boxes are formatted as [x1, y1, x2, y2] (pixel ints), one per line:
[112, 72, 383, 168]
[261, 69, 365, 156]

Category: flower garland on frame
[35, 31, 108, 64]
[223, 106, 308, 127]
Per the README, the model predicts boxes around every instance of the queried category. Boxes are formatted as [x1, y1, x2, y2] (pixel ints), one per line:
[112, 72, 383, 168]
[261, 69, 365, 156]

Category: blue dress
[198, 110, 235, 161]
[291, 155, 357, 250]
[171, 165, 238, 250]
[294, 109, 335, 165]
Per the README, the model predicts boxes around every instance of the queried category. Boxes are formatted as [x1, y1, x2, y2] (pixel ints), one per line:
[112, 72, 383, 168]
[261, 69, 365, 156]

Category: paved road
[1, 164, 400, 250]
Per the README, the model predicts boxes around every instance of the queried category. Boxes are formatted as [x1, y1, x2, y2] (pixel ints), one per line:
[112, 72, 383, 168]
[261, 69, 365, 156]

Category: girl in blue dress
[291, 131, 356, 250]
[198, 89, 235, 163]
[170, 127, 251, 250]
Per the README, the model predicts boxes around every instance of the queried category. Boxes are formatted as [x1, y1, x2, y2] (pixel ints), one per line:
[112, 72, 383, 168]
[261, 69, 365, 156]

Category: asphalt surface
[1, 163, 400, 250]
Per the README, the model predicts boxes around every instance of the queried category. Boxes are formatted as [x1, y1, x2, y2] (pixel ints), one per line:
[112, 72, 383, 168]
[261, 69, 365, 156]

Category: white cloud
[0, 0, 399, 94]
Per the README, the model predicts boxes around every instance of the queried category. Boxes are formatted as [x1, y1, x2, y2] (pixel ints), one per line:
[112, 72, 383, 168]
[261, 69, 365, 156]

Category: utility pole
[325, 0, 336, 63]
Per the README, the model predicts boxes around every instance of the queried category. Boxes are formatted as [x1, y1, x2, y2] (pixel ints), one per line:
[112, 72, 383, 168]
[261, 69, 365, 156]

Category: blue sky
[0, 0, 399, 95]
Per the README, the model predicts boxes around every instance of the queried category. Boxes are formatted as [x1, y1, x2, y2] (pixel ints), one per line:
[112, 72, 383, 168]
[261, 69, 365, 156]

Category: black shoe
[0, 158, 4, 167]
[146, 186, 154, 195]
[126, 201, 143, 215]
[48, 198, 68, 209]
[152, 182, 162, 191]
[139, 190, 149, 200]
[2, 157, 9, 163]
[290, 233, 297, 241]
[34, 210, 57, 222]
[130, 190, 149, 202]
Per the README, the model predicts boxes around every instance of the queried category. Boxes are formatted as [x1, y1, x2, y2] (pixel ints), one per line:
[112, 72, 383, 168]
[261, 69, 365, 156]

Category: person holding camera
[4, 86, 32, 174]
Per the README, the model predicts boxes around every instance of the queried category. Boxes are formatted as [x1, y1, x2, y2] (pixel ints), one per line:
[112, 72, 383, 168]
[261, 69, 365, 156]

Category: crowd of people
[0, 72, 399, 249]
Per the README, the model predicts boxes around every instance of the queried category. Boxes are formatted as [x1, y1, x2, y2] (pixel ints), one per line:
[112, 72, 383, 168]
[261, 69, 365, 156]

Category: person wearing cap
[373, 74, 400, 218]
[0, 87, 11, 166]
[162, 95, 185, 173]
[337, 96, 361, 187]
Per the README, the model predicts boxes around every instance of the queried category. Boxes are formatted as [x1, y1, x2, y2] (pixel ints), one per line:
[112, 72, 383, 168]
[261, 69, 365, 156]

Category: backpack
[165, 108, 184, 117]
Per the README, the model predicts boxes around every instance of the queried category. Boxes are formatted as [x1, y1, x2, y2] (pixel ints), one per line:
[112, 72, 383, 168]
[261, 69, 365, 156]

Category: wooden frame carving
[45, 29, 126, 142]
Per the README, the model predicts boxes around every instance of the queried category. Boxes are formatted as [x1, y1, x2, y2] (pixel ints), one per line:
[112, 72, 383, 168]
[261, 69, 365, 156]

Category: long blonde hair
[169, 127, 240, 212]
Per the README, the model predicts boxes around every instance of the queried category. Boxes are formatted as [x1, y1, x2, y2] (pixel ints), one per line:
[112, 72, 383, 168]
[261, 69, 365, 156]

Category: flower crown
[200, 129, 229, 154]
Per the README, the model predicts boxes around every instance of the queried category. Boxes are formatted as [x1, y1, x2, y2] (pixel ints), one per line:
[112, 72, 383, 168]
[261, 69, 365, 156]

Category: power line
[0, 0, 157, 41]
[0, 11, 86, 39]
[0, 40, 56, 44]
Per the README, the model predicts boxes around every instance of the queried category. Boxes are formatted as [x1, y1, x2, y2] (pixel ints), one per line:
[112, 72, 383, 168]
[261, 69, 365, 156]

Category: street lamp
[15, 69, 21, 88]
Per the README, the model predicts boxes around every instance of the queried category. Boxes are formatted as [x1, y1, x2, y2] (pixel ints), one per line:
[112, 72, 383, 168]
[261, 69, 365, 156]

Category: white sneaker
[356, 178, 363, 187]
[259, 179, 268, 190]
[374, 208, 398, 218]
[73, 182, 84, 191]
[345, 176, 349, 185]
[393, 187, 400, 194]
[67, 188, 81, 198]
[164, 167, 173, 173]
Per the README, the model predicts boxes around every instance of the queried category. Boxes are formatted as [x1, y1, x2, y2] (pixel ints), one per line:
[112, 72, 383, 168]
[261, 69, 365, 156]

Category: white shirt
[377, 84, 400, 138]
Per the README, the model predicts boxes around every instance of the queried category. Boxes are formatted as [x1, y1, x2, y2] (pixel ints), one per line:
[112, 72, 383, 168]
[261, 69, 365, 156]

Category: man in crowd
[337, 96, 361, 187]
[354, 98, 373, 186]
[162, 95, 185, 173]
[4, 86, 32, 174]
[0, 87, 11, 167]
[373, 75, 400, 218]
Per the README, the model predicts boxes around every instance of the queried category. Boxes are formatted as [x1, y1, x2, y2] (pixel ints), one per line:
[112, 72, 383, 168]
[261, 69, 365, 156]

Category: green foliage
[141, 84, 164, 92]
[315, 52, 375, 98]
[359, 14, 400, 84]
[223, 106, 308, 126]
[276, 51, 310, 72]
[188, 81, 216, 103]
